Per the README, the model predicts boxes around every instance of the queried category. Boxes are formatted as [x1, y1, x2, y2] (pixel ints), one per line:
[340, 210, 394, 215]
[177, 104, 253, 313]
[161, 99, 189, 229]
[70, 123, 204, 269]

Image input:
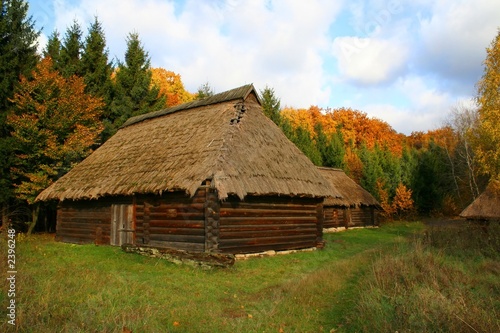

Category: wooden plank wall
[57, 200, 115, 244]
[323, 207, 346, 229]
[135, 189, 206, 252]
[350, 207, 377, 227]
[218, 196, 322, 254]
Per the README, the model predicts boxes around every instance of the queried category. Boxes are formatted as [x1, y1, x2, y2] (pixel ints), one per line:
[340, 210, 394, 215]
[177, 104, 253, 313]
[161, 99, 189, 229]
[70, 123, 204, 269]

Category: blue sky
[27, 0, 500, 134]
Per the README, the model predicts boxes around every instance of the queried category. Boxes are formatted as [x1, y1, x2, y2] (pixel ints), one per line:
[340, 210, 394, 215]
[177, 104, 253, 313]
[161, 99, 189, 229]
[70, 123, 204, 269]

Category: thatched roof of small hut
[37, 84, 339, 202]
[317, 167, 380, 208]
[460, 180, 500, 220]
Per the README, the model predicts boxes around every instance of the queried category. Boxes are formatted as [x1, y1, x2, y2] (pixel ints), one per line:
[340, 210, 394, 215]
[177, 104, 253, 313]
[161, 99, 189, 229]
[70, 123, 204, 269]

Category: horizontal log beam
[219, 234, 316, 247]
[150, 234, 205, 244]
[220, 228, 316, 239]
[219, 207, 316, 218]
[220, 216, 316, 225]
[149, 227, 205, 236]
[220, 201, 317, 211]
[149, 220, 204, 228]
[220, 240, 316, 254]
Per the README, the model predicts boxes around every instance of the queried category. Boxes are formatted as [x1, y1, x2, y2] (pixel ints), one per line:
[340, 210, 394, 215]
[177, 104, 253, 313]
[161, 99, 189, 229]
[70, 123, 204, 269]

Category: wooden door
[111, 204, 134, 246]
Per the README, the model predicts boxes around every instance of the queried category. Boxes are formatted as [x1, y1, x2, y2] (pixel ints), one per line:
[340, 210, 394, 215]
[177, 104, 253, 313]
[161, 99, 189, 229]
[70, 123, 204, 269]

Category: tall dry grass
[349, 222, 500, 333]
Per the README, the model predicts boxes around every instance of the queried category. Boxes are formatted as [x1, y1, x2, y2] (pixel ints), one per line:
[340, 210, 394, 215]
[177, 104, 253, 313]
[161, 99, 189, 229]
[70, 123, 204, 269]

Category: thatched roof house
[317, 167, 380, 229]
[38, 84, 339, 253]
[460, 180, 500, 221]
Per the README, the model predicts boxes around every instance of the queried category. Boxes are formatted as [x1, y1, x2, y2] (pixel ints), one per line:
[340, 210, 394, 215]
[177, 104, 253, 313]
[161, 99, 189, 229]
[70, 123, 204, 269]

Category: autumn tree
[391, 183, 415, 220]
[110, 32, 165, 133]
[151, 68, 195, 106]
[475, 29, 500, 181]
[0, 0, 39, 224]
[445, 104, 483, 205]
[7, 58, 104, 233]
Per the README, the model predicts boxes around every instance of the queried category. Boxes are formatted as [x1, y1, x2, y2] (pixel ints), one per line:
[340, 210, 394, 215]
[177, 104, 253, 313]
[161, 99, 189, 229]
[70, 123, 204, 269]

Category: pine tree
[109, 32, 165, 132]
[59, 20, 83, 78]
[0, 0, 39, 224]
[43, 30, 62, 69]
[196, 81, 214, 99]
[260, 85, 281, 125]
[80, 17, 113, 140]
[81, 17, 113, 97]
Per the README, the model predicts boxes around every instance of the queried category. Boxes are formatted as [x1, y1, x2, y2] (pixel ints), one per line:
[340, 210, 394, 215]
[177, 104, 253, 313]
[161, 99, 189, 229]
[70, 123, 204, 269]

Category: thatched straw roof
[460, 180, 500, 220]
[37, 84, 337, 201]
[317, 167, 380, 208]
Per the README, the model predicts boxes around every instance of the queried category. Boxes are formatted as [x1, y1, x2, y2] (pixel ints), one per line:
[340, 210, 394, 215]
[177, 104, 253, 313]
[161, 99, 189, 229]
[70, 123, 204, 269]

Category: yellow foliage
[151, 68, 195, 106]
[475, 29, 500, 180]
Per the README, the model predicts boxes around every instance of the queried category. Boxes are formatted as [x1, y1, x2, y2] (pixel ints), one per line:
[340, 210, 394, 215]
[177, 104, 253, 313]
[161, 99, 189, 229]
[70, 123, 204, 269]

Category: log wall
[135, 189, 206, 252]
[323, 207, 346, 229]
[324, 206, 378, 229]
[56, 198, 127, 244]
[350, 207, 378, 227]
[218, 196, 322, 254]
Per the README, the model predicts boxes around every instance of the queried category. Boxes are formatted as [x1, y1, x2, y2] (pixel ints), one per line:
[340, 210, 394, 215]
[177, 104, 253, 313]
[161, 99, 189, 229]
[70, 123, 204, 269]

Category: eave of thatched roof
[460, 180, 500, 220]
[36, 84, 333, 202]
[317, 167, 380, 208]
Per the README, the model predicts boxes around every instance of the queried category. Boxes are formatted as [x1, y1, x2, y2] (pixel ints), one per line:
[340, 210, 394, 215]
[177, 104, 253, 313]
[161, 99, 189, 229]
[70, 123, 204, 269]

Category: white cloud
[417, 0, 500, 88]
[48, 0, 342, 108]
[360, 76, 457, 134]
[332, 36, 409, 85]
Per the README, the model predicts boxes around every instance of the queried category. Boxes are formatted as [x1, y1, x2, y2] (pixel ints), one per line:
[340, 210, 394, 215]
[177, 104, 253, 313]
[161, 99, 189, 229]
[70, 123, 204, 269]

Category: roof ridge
[122, 84, 257, 128]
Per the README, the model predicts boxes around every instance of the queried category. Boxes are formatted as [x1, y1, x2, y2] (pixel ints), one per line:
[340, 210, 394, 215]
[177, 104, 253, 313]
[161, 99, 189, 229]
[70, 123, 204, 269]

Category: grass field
[1, 221, 499, 333]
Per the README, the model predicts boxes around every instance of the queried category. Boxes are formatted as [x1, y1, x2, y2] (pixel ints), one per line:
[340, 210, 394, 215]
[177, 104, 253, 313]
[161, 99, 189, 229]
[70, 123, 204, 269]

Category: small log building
[317, 167, 380, 229]
[37, 85, 340, 254]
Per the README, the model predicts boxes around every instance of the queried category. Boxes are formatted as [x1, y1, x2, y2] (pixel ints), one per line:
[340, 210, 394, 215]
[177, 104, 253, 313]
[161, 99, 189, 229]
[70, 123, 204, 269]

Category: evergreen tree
[43, 30, 62, 68]
[196, 81, 214, 99]
[80, 17, 113, 140]
[260, 85, 281, 125]
[0, 0, 40, 224]
[412, 142, 449, 214]
[59, 20, 83, 77]
[292, 126, 322, 166]
[358, 143, 384, 198]
[110, 32, 166, 131]
[81, 17, 113, 97]
[329, 126, 346, 169]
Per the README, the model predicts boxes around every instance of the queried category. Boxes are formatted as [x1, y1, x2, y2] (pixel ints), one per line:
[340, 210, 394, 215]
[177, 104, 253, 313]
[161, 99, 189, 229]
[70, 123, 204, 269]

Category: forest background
[1, 0, 499, 233]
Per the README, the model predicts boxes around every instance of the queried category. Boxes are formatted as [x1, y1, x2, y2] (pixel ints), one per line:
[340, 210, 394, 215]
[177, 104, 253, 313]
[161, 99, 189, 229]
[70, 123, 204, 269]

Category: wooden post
[316, 202, 325, 249]
[143, 202, 150, 244]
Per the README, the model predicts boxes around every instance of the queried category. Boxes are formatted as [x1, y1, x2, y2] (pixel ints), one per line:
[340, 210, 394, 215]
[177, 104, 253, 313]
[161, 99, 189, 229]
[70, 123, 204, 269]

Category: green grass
[1, 221, 498, 333]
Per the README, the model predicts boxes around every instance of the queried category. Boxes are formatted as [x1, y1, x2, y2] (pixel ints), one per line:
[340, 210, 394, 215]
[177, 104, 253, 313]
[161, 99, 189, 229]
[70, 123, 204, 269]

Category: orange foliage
[376, 179, 395, 219]
[345, 146, 363, 183]
[8, 57, 104, 203]
[151, 68, 195, 107]
[281, 106, 405, 155]
[409, 126, 458, 154]
[392, 183, 414, 218]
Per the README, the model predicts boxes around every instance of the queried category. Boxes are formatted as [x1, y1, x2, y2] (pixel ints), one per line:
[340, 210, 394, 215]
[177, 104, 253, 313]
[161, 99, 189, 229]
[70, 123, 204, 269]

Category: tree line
[259, 29, 499, 219]
[0, 1, 201, 231]
[1, 0, 499, 231]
